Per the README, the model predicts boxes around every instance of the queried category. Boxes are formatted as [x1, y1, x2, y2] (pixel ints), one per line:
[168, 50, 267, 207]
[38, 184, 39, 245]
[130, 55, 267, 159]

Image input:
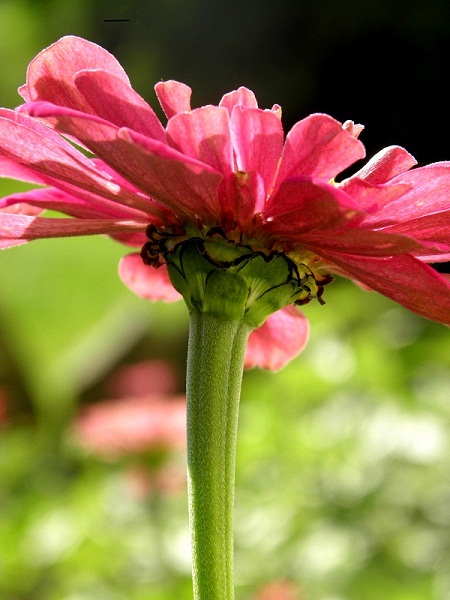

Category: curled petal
[348, 145, 417, 184]
[119, 253, 182, 302]
[338, 177, 412, 213]
[75, 70, 165, 141]
[219, 86, 258, 114]
[342, 120, 364, 138]
[365, 162, 450, 226]
[273, 113, 366, 193]
[244, 305, 310, 371]
[20, 35, 130, 109]
[155, 80, 192, 118]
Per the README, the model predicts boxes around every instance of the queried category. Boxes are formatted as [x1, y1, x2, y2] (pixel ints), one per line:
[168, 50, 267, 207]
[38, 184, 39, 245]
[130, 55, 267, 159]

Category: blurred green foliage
[1, 242, 450, 600]
[1, 0, 450, 598]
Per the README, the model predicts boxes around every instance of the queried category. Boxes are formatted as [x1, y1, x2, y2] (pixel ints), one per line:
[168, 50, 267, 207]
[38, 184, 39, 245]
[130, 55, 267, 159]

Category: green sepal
[165, 237, 305, 327]
[237, 252, 300, 327]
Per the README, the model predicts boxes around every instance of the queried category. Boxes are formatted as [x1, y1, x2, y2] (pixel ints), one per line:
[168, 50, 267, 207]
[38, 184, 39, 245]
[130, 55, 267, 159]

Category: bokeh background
[1, 1, 450, 599]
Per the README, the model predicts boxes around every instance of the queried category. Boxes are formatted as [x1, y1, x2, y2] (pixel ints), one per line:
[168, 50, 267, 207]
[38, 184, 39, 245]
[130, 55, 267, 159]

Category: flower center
[141, 226, 333, 326]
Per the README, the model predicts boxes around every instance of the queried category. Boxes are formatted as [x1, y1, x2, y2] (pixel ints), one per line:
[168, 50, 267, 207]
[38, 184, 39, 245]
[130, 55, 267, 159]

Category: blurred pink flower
[0, 386, 8, 425]
[253, 580, 302, 600]
[1, 36, 449, 369]
[73, 360, 186, 496]
[104, 359, 180, 398]
[74, 393, 186, 458]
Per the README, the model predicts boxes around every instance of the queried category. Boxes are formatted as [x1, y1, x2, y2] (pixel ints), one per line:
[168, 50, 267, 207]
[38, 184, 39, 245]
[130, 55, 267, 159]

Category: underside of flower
[1, 34, 449, 357]
[142, 226, 333, 327]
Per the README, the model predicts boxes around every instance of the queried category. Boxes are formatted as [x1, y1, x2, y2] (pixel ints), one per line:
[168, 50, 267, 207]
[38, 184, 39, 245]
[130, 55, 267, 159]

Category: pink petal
[263, 177, 364, 236]
[0, 108, 152, 214]
[0, 212, 145, 244]
[91, 158, 177, 222]
[0, 238, 26, 249]
[166, 106, 233, 175]
[321, 250, 450, 326]
[271, 104, 282, 120]
[338, 177, 412, 213]
[119, 253, 182, 302]
[0, 202, 43, 216]
[230, 106, 283, 198]
[75, 70, 165, 141]
[20, 101, 223, 224]
[301, 227, 425, 257]
[348, 145, 417, 184]
[232, 170, 266, 225]
[273, 113, 366, 193]
[0, 186, 149, 223]
[364, 162, 450, 227]
[154, 80, 192, 118]
[342, 120, 364, 138]
[1, 105, 93, 164]
[118, 128, 224, 224]
[219, 87, 258, 114]
[244, 305, 310, 371]
[20, 35, 130, 111]
[381, 210, 450, 258]
[1, 105, 91, 170]
[0, 155, 48, 186]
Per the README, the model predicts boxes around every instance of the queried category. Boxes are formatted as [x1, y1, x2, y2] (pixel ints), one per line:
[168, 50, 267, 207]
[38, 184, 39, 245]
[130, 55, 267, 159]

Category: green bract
[165, 236, 319, 327]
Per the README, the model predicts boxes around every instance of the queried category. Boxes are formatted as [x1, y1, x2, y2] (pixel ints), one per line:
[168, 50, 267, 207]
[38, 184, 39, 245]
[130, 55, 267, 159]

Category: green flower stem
[186, 311, 251, 600]
[164, 235, 305, 598]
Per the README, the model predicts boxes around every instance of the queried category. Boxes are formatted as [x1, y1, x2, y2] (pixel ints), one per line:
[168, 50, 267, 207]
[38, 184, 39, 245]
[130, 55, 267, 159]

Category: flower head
[73, 361, 187, 497]
[253, 580, 302, 600]
[73, 393, 186, 458]
[1, 36, 449, 369]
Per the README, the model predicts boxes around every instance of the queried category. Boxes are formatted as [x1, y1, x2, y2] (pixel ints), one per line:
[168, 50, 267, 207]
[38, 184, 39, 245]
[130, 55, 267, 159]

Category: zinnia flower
[73, 360, 186, 496]
[253, 580, 301, 600]
[74, 393, 186, 458]
[0, 386, 8, 425]
[1, 36, 449, 370]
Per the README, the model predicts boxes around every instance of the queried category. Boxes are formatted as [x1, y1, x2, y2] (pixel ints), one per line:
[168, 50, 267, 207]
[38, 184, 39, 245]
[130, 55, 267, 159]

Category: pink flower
[0, 386, 8, 425]
[1, 36, 449, 369]
[74, 393, 186, 458]
[72, 360, 187, 496]
[104, 359, 180, 398]
[253, 580, 302, 600]
[74, 394, 187, 497]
